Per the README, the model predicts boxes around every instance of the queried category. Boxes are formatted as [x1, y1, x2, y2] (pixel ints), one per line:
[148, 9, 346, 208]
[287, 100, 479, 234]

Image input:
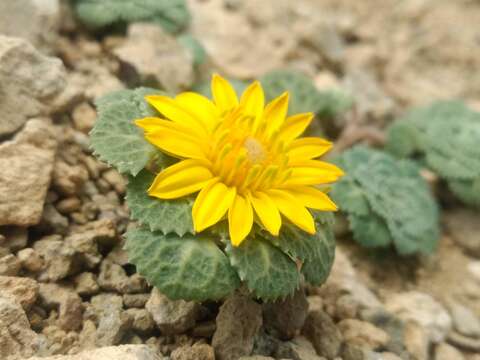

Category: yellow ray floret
[135, 74, 344, 246]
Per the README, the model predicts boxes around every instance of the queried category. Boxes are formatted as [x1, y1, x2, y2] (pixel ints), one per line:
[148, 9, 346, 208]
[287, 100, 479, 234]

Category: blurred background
[0, 1, 479, 360]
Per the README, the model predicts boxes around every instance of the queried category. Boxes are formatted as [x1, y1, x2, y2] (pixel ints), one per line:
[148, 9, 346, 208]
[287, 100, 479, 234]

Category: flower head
[136, 75, 343, 246]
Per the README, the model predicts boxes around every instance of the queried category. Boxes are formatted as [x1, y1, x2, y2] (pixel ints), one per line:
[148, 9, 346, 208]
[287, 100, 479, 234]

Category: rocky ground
[0, 0, 480, 359]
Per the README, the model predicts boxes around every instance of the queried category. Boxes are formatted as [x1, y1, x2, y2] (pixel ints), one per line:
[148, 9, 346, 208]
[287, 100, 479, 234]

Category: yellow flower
[136, 75, 344, 246]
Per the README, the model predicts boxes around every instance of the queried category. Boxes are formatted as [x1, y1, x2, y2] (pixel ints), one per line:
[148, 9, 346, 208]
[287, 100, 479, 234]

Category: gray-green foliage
[91, 87, 337, 301]
[90, 88, 168, 176]
[331, 146, 440, 255]
[72, 0, 190, 33]
[387, 101, 480, 207]
[260, 69, 352, 117]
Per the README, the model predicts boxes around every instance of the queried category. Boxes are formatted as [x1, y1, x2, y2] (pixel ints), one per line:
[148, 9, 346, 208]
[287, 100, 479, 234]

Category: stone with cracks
[0, 119, 57, 226]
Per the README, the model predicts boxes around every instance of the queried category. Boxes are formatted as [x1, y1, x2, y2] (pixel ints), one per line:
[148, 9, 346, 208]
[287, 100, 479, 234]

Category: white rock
[26, 345, 164, 360]
[0, 35, 66, 136]
[0, 119, 57, 226]
[114, 23, 194, 93]
[384, 291, 452, 343]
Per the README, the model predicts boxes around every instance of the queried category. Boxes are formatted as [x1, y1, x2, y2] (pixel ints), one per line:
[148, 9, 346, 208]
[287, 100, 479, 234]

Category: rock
[38, 283, 83, 332]
[26, 345, 163, 360]
[91, 293, 132, 347]
[384, 291, 452, 343]
[98, 259, 129, 291]
[56, 197, 82, 214]
[403, 322, 429, 360]
[276, 336, 325, 360]
[212, 292, 263, 360]
[125, 308, 155, 334]
[146, 289, 200, 334]
[113, 23, 194, 93]
[444, 208, 480, 257]
[52, 161, 88, 196]
[102, 169, 126, 194]
[17, 248, 45, 272]
[0, 119, 57, 226]
[238, 357, 275, 360]
[302, 310, 343, 359]
[33, 235, 76, 282]
[447, 301, 480, 338]
[0, 276, 39, 310]
[123, 293, 151, 309]
[447, 331, 480, 352]
[263, 288, 309, 340]
[341, 344, 367, 360]
[0, 36, 66, 136]
[171, 343, 215, 360]
[40, 203, 69, 235]
[336, 294, 359, 320]
[65, 232, 102, 269]
[1, 226, 28, 251]
[0, 1, 60, 53]
[435, 343, 465, 360]
[0, 295, 39, 359]
[338, 319, 390, 350]
[72, 102, 96, 134]
[0, 254, 21, 276]
[74, 272, 99, 296]
[326, 248, 382, 309]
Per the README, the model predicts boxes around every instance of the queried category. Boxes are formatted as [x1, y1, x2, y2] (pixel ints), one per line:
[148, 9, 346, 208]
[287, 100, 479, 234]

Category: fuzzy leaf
[126, 170, 194, 236]
[90, 88, 168, 176]
[227, 237, 300, 301]
[348, 213, 392, 248]
[261, 69, 351, 116]
[125, 227, 240, 301]
[332, 146, 440, 255]
[448, 178, 480, 208]
[274, 219, 336, 286]
[73, 0, 190, 33]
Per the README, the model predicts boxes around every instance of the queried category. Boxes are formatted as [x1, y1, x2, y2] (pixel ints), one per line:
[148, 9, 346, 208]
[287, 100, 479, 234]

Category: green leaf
[261, 70, 322, 115]
[227, 237, 300, 301]
[73, 0, 190, 33]
[448, 178, 480, 208]
[348, 213, 392, 248]
[267, 219, 336, 286]
[330, 177, 370, 216]
[125, 227, 240, 301]
[90, 87, 168, 176]
[126, 169, 194, 236]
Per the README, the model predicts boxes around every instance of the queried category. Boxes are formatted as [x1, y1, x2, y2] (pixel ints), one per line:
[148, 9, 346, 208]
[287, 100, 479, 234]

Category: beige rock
[125, 308, 155, 334]
[113, 23, 194, 93]
[302, 309, 343, 359]
[34, 235, 76, 282]
[404, 322, 429, 360]
[17, 248, 45, 272]
[435, 343, 464, 360]
[74, 272, 99, 296]
[0, 119, 57, 226]
[39, 283, 83, 332]
[0, 254, 21, 276]
[0, 36, 65, 136]
[102, 169, 126, 194]
[0, 295, 39, 360]
[171, 343, 215, 360]
[146, 289, 199, 334]
[338, 319, 390, 350]
[72, 102, 96, 134]
[212, 292, 263, 360]
[0, 276, 39, 310]
[26, 345, 163, 360]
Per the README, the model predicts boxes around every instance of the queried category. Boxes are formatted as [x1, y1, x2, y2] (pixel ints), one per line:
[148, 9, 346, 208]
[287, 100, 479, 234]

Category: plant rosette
[90, 75, 344, 301]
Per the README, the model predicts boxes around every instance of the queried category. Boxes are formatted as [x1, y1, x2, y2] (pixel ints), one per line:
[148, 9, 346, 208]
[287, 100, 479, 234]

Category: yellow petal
[266, 189, 316, 234]
[192, 179, 236, 232]
[228, 194, 254, 246]
[277, 113, 313, 144]
[211, 74, 239, 113]
[263, 92, 289, 135]
[284, 160, 344, 186]
[240, 81, 265, 130]
[142, 119, 207, 160]
[135, 117, 170, 133]
[285, 186, 338, 211]
[175, 92, 220, 132]
[148, 159, 213, 199]
[287, 137, 333, 160]
[145, 95, 207, 135]
[250, 192, 281, 236]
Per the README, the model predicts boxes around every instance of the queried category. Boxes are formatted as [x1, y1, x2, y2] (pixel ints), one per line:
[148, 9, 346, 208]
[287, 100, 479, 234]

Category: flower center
[243, 137, 266, 164]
